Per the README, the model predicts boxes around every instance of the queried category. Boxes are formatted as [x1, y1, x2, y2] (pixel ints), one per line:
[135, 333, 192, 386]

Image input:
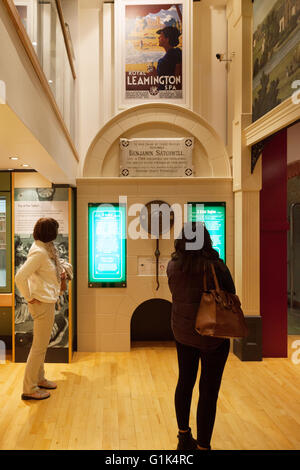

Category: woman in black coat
[167, 222, 235, 451]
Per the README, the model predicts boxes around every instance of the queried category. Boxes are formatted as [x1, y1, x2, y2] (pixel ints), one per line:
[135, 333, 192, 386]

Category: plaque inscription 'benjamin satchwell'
[120, 137, 194, 177]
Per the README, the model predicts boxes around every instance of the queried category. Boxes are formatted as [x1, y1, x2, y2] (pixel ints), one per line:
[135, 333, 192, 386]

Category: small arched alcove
[131, 299, 174, 342]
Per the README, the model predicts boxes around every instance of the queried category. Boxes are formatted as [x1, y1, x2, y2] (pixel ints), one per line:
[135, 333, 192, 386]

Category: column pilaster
[228, 0, 261, 317]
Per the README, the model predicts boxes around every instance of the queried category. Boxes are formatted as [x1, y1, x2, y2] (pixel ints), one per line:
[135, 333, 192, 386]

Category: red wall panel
[260, 129, 288, 357]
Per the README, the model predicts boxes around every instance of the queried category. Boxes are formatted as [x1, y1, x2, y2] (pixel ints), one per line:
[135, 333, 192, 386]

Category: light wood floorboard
[0, 337, 300, 450]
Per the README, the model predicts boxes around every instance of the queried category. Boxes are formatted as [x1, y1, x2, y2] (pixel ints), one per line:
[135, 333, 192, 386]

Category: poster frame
[12, 183, 73, 363]
[252, 0, 300, 122]
[114, 0, 192, 111]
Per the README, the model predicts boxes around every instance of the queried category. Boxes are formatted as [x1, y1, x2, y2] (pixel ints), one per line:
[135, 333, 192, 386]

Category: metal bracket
[251, 141, 265, 173]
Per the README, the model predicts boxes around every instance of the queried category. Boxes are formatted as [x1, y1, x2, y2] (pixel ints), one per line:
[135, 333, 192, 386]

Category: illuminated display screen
[187, 202, 226, 262]
[88, 203, 126, 287]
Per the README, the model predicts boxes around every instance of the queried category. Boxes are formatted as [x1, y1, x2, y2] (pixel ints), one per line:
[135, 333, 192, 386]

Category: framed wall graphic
[252, 0, 300, 122]
[13, 187, 73, 363]
[115, 0, 192, 109]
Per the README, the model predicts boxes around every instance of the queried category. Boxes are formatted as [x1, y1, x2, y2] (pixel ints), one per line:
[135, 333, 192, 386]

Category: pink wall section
[260, 129, 288, 357]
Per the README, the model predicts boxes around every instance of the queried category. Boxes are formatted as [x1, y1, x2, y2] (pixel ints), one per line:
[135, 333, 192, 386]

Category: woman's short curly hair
[33, 218, 59, 243]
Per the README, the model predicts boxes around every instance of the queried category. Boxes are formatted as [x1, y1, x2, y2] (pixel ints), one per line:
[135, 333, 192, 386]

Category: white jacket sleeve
[15, 250, 44, 301]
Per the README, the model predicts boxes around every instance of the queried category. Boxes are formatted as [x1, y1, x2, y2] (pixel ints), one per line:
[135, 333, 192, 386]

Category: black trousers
[175, 339, 230, 448]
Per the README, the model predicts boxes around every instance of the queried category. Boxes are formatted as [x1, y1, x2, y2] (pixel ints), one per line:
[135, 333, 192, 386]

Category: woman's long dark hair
[171, 222, 222, 275]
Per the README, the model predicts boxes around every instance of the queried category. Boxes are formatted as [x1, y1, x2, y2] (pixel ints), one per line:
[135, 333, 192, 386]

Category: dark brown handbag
[195, 263, 248, 339]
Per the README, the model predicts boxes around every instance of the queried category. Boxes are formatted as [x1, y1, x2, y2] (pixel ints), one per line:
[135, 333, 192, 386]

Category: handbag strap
[210, 263, 221, 293]
[202, 263, 221, 292]
[203, 263, 207, 291]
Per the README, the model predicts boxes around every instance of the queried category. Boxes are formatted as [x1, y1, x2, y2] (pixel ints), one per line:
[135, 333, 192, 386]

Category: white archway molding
[83, 103, 231, 178]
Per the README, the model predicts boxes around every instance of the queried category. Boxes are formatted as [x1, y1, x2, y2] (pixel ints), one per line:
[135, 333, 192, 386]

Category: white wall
[77, 0, 102, 174]
[76, 0, 229, 174]
[193, 3, 228, 145]
[210, 6, 228, 145]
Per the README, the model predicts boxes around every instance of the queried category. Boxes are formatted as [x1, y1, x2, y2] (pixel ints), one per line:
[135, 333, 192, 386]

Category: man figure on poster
[155, 26, 182, 90]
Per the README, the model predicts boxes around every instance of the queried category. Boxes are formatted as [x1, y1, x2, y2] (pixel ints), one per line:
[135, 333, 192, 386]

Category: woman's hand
[28, 299, 41, 304]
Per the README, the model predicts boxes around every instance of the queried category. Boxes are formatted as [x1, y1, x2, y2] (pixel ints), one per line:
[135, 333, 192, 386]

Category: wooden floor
[0, 337, 300, 451]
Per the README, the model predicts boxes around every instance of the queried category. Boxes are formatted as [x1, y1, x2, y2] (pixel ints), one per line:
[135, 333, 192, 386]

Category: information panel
[88, 203, 127, 287]
[14, 187, 71, 363]
[187, 202, 226, 262]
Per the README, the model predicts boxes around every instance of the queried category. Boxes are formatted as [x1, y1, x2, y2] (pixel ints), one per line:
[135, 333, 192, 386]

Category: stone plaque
[120, 137, 194, 177]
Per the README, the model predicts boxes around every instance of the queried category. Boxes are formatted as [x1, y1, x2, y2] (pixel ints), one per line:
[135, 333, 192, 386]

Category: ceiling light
[22, 164, 29, 167]
[9, 157, 19, 160]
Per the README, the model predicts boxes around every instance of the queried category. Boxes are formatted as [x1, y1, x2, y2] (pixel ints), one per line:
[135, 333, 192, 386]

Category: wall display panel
[0, 193, 12, 293]
[13, 187, 71, 363]
[115, 0, 192, 109]
[252, 0, 300, 122]
[187, 202, 226, 262]
[88, 203, 127, 288]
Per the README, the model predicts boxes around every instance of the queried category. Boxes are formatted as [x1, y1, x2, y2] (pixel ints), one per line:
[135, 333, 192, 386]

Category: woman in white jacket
[15, 218, 71, 400]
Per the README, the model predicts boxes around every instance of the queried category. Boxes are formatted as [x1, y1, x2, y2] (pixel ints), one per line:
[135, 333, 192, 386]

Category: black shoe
[177, 428, 198, 451]
[197, 444, 212, 451]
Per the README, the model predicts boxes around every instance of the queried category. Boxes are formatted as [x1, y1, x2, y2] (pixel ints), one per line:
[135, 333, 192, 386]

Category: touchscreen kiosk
[88, 203, 127, 287]
[187, 202, 226, 262]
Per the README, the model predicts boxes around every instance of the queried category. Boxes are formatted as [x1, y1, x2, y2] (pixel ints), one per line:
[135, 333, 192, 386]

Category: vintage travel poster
[123, 2, 184, 101]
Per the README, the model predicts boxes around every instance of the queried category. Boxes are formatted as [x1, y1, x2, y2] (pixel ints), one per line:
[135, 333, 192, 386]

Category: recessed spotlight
[22, 164, 29, 167]
[9, 157, 19, 160]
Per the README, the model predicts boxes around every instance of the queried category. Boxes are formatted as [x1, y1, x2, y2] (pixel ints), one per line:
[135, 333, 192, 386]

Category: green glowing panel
[187, 202, 226, 262]
[88, 203, 126, 287]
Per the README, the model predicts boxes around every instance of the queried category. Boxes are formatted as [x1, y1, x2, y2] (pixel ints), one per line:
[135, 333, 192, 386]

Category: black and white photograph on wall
[14, 187, 70, 363]
[115, 0, 192, 108]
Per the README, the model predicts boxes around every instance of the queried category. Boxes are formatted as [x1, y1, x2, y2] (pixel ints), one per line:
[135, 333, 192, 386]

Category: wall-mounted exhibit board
[0, 172, 12, 294]
[13, 181, 76, 363]
[187, 202, 226, 262]
[88, 203, 127, 288]
[0, 173, 12, 355]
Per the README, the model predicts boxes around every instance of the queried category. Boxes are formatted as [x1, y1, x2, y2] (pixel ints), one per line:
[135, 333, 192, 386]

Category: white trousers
[23, 302, 55, 394]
